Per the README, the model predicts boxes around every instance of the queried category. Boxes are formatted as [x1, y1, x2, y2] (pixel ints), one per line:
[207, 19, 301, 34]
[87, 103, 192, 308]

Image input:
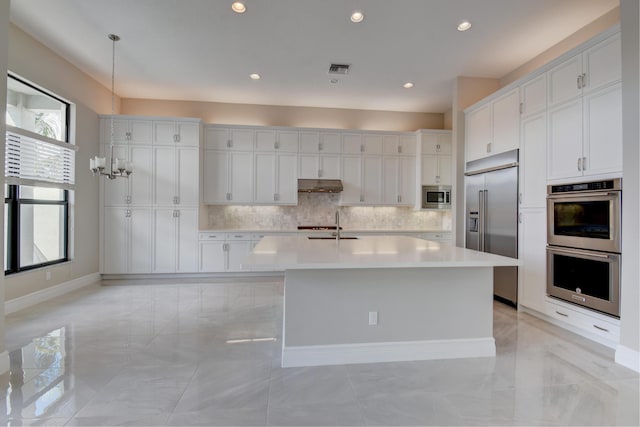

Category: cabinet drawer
[199, 232, 225, 241]
[545, 300, 620, 341]
[225, 232, 251, 241]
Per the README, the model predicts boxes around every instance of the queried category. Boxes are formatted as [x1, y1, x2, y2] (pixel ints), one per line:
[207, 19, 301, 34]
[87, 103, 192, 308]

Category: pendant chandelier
[90, 33, 132, 179]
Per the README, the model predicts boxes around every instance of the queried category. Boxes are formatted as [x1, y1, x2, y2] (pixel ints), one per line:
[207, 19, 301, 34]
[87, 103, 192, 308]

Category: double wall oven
[546, 178, 622, 317]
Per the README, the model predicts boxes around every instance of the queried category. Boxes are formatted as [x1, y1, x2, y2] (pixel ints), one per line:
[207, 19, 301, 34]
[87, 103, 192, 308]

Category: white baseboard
[281, 337, 496, 368]
[0, 351, 8, 374]
[5, 272, 100, 315]
[615, 345, 640, 373]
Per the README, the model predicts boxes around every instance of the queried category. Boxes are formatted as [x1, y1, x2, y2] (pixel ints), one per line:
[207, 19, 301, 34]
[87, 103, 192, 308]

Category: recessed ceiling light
[457, 20, 472, 31]
[350, 11, 364, 23]
[232, 2, 246, 13]
[250, 73, 261, 80]
[403, 82, 414, 89]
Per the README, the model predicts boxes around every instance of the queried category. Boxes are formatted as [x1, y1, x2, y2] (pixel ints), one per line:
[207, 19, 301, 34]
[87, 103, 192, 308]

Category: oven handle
[547, 192, 618, 199]
[547, 246, 612, 259]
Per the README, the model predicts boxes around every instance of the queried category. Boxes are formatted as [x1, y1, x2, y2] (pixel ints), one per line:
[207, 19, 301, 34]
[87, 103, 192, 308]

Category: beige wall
[501, 7, 620, 87]
[121, 98, 444, 132]
[5, 25, 110, 300]
[619, 0, 640, 365]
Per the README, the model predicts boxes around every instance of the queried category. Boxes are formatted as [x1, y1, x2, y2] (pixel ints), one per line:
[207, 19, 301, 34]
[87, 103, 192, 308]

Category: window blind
[5, 126, 76, 190]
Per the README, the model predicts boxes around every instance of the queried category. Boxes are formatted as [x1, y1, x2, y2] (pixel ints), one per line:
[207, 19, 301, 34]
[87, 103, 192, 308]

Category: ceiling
[9, 0, 619, 113]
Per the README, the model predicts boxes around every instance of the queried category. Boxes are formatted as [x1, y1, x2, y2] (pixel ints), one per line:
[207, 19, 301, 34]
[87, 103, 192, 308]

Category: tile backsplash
[206, 193, 452, 230]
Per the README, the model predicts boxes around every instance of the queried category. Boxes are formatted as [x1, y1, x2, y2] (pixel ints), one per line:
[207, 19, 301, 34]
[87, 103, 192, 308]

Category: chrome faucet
[335, 210, 341, 241]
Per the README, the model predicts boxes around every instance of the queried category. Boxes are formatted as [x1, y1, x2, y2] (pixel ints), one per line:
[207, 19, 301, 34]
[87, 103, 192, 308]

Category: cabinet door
[320, 132, 341, 153]
[176, 147, 199, 205]
[582, 33, 621, 93]
[547, 99, 583, 181]
[363, 134, 383, 154]
[437, 155, 452, 186]
[342, 134, 363, 154]
[518, 208, 547, 313]
[203, 150, 229, 203]
[129, 208, 153, 273]
[254, 152, 277, 203]
[382, 156, 400, 204]
[421, 155, 438, 185]
[399, 135, 417, 156]
[199, 241, 226, 272]
[227, 241, 251, 272]
[204, 127, 230, 150]
[102, 144, 129, 206]
[583, 83, 622, 176]
[520, 74, 547, 116]
[436, 134, 452, 154]
[399, 156, 416, 205]
[548, 54, 582, 106]
[299, 154, 320, 179]
[104, 118, 131, 144]
[176, 208, 198, 272]
[466, 104, 492, 161]
[382, 135, 400, 155]
[128, 120, 153, 144]
[154, 121, 177, 145]
[129, 145, 153, 205]
[229, 128, 254, 151]
[229, 151, 254, 203]
[420, 133, 439, 155]
[491, 89, 520, 155]
[103, 207, 129, 273]
[362, 155, 382, 204]
[176, 122, 200, 147]
[299, 131, 320, 153]
[319, 155, 341, 179]
[152, 209, 176, 273]
[520, 113, 547, 208]
[276, 153, 298, 204]
[277, 130, 299, 152]
[153, 147, 177, 205]
[340, 155, 362, 204]
[255, 129, 277, 151]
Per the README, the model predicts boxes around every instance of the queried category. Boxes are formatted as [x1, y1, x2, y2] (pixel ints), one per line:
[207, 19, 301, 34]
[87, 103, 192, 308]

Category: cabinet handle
[318, 142, 323, 151]
[227, 139, 232, 148]
[126, 195, 132, 204]
[519, 102, 524, 115]
[518, 193, 522, 204]
[582, 157, 587, 171]
[360, 195, 364, 202]
[360, 144, 364, 153]
[436, 144, 440, 152]
[486, 142, 491, 153]
[275, 141, 279, 150]
[176, 196, 180, 205]
[593, 324, 609, 333]
[125, 209, 131, 218]
[397, 146, 402, 154]
[581, 73, 586, 89]
[518, 213, 522, 223]
[226, 192, 231, 201]
[397, 195, 401, 203]
[274, 193, 279, 201]
[555, 310, 568, 317]
[577, 75, 582, 89]
[318, 169, 323, 178]
[223, 243, 229, 251]
[577, 157, 582, 171]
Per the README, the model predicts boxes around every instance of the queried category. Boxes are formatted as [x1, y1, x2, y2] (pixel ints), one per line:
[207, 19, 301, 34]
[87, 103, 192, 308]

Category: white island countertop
[242, 235, 520, 271]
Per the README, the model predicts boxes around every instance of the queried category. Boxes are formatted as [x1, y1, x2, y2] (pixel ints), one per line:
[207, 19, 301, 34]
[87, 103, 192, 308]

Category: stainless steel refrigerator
[465, 149, 519, 305]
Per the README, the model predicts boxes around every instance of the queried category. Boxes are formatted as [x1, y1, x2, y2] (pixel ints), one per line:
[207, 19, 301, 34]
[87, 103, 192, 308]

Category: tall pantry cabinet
[100, 116, 201, 274]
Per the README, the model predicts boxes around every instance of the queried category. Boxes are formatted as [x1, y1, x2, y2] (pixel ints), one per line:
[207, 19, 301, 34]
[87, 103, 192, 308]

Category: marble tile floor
[1, 278, 638, 426]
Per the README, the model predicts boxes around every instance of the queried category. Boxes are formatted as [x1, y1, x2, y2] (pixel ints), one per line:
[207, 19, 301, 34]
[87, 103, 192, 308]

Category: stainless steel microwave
[422, 185, 451, 209]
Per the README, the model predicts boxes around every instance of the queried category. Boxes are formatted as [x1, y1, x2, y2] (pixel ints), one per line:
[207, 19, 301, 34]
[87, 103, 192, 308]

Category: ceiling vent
[328, 63, 351, 75]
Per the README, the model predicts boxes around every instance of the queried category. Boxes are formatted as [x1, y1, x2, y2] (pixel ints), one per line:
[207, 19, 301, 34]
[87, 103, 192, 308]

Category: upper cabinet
[420, 132, 452, 186]
[153, 120, 200, 146]
[466, 88, 520, 162]
[204, 126, 254, 151]
[520, 74, 547, 117]
[102, 118, 153, 145]
[255, 129, 299, 152]
[298, 131, 341, 179]
[548, 33, 621, 107]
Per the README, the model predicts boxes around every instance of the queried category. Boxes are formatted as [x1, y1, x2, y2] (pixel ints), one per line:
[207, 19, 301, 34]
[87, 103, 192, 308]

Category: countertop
[241, 235, 520, 271]
[200, 229, 451, 234]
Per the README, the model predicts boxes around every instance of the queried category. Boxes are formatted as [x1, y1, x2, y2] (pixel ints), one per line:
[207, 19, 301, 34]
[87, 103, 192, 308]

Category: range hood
[297, 179, 343, 193]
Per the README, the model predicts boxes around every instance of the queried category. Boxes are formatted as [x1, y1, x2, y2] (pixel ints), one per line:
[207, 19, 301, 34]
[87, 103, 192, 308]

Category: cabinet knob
[486, 142, 492, 153]
[577, 157, 582, 171]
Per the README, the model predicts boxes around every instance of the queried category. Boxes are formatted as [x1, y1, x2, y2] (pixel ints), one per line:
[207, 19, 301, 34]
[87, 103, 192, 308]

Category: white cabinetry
[101, 117, 153, 145]
[341, 154, 382, 205]
[382, 156, 415, 206]
[204, 126, 254, 151]
[198, 232, 252, 272]
[254, 152, 298, 204]
[517, 208, 547, 313]
[103, 207, 153, 274]
[152, 208, 198, 273]
[299, 131, 341, 179]
[255, 129, 299, 152]
[383, 134, 416, 156]
[519, 74, 547, 117]
[203, 139, 254, 204]
[519, 113, 547, 207]
[547, 83, 621, 180]
[466, 88, 520, 161]
[420, 132, 452, 186]
[154, 120, 200, 146]
[153, 145, 199, 206]
[102, 144, 153, 206]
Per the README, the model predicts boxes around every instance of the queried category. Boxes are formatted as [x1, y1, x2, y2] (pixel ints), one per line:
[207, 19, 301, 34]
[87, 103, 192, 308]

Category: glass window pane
[19, 186, 65, 201]
[6, 76, 68, 142]
[19, 204, 65, 268]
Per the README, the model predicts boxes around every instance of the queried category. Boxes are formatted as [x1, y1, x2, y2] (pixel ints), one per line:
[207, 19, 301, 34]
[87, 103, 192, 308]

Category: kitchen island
[242, 235, 519, 368]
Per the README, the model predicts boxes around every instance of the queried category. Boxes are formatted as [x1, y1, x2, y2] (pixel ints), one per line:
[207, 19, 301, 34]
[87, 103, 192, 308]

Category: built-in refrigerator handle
[478, 190, 484, 252]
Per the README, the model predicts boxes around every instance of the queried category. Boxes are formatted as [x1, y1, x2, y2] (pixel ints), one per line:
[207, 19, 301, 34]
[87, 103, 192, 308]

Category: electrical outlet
[368, 311, 378, 326]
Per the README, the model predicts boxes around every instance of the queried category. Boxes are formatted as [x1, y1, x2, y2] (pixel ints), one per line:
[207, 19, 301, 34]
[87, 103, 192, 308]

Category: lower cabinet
[544, 298, 620, 346]
[199, 232, 252, 272]
[152, 208, 199, 273]
[517, 208, 547, 313]
[103, 207, 153, 274]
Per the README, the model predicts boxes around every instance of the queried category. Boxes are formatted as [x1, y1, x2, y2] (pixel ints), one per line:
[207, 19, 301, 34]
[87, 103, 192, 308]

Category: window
[5, 75, 74, 274]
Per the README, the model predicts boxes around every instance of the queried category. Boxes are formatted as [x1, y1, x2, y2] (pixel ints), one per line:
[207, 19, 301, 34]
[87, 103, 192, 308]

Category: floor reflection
[2, 327, 71, 421]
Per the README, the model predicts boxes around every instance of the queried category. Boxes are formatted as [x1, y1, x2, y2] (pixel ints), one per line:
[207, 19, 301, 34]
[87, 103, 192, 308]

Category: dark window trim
[4, 184, 69, 275]
[7, 74, 71, 143]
